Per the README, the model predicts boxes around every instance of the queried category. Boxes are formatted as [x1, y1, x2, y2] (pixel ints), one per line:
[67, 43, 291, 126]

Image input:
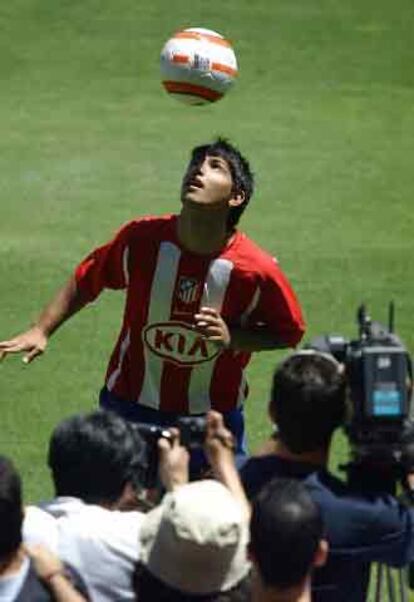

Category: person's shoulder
[233, 230, 274, 261]
[304, 470, 349, 499]
[230, 230, 283, 275]
[23, 505, 59, 552]
[240, 454, 287, 499]
[305, 469, 405, 518]
[58, 504, 144, 540]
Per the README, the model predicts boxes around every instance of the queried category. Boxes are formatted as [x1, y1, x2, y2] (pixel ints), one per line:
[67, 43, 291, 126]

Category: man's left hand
[194, 307, 231, 349]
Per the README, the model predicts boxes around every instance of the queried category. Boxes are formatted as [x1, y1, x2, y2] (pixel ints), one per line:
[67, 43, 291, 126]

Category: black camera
[132, 416, 207, 488]
[309, 303, 413, 468]
[177, 416, 207, 449]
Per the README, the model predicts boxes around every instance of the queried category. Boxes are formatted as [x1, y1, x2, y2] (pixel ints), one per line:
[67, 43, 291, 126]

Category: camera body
[132, 416, 207, 488]
[309, 304, 413, 466]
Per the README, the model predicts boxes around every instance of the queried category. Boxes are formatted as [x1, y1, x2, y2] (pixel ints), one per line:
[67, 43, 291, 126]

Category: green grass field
[1, 0, 414, 594]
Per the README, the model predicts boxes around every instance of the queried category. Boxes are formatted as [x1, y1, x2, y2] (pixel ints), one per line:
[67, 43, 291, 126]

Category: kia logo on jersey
[143, 321, 219, 366]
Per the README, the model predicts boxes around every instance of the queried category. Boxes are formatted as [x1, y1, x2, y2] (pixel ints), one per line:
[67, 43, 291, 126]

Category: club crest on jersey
[143, 321, 219, 366]
[177, 277, 200, 305]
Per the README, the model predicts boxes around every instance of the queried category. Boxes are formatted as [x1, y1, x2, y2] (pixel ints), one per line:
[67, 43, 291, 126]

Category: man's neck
[258, 436, 329, 467]
[177, 208, 232, 255]
[252, 572, 312, 602]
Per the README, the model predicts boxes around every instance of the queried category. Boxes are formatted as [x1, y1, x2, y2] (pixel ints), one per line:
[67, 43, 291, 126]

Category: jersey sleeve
[74, 223, 133, 304]
[248, 260, 305, 347]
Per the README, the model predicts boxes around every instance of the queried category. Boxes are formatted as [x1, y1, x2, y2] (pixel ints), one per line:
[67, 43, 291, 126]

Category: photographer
[133, 411, 252, 601]
[23, 411, 148, 602]
[240, 351, 414, 601]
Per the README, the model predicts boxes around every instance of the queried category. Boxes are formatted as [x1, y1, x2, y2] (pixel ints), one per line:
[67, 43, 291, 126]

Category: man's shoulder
[227, 230, 282, 275]
[23, 505, 60, 552]
[26, 498, 144, 537]
[32, 499, 143, 560]
[240, 454, 321, 499]
[232, 230, 275, 262]
[304, 470, 410, 534]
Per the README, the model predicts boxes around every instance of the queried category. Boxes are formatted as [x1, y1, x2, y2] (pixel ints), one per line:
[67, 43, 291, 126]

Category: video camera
[132, 416, 207, 488]
[309, 303, 413, 471]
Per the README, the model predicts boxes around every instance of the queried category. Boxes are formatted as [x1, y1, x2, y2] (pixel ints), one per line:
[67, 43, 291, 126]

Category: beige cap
[139, 479, 251, 594]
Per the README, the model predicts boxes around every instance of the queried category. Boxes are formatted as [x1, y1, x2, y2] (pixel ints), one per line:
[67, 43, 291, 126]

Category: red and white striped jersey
[74, 214, 305, 413]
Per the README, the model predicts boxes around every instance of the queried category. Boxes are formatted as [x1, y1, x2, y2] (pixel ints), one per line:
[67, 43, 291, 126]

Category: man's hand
[204, 411, 250, 519]
[0, 326, 48, 364]
[194, 307, 231, 349]
[204, 410, 236, 474]
[158, 429, 190, 491]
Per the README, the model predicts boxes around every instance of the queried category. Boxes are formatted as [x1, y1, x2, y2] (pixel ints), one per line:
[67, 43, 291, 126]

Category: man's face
[181, 153, 236, 209]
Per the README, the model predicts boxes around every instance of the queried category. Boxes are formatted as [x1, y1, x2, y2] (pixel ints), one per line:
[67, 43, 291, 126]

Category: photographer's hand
[204, 411, 250, 519]
[158, 429, 189, 492]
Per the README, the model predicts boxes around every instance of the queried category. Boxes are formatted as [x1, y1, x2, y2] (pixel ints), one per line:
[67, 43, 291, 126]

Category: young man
[0, 139, 305, 452]
[240, 351, 414, 601]
[249, 478, 328, 602]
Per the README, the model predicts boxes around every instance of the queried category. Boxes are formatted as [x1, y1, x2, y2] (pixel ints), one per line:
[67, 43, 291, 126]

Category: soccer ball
[160, 27, 238, 105]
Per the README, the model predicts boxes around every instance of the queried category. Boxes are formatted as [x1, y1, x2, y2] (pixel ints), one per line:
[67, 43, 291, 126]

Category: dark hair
[250, 478, 323, 589]
[0, 456, 23, 559]
[186, 138, 254, 230]
[133, 564, 251, 602]
[270, 352, 346, 453]
[48, 411, 146, 504]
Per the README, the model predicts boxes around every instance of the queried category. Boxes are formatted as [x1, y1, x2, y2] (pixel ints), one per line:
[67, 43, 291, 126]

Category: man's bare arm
[204, 411, 251, 520]
[0, 276, 85, 364]
[194, 307, 290, 352]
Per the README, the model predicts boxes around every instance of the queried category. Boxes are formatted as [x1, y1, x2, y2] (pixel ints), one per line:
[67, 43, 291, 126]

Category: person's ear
[268, 400, 277, 424]
[246, 542, 255, 562]
[314, 539, 329, 568]
[115, 481, 138, 511]
[229, 190, 245, 207]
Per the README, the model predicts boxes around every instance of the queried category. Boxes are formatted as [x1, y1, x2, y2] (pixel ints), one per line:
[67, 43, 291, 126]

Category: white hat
[139, 480, 251, 594]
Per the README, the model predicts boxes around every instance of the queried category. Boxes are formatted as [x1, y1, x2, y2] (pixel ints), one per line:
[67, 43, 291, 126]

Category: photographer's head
[0, 456, 23, 561]
[270, 351, 346, 454]
[48, 411, 146, 506]
[249, 478, 327, 598]
[135, 479, 251, 601]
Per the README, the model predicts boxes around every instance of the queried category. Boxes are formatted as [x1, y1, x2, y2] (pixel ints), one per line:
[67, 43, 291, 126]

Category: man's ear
[229, 190, 245, 207]
[314, 539, 329, 568]
[246, 542, 255, 562]
[115, 481, 138, 511]
[268, 400, 277, 424]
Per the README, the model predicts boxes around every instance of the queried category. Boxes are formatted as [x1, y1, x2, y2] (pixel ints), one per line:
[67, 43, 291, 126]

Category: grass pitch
[1, 0, 413, 530]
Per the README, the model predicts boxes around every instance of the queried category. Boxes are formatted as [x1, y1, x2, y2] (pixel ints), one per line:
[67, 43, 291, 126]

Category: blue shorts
[99, 387, 248, 477]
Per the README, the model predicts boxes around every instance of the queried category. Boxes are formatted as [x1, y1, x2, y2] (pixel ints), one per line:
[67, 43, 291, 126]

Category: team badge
[177, 277, 200, 305]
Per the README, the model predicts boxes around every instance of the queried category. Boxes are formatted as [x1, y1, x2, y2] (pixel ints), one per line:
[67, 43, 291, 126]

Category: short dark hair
[250, 478, 323, 589]
[270, 352, 346, 453]
[48, 411, 146, 504]
[133, 564, 251, 602]
[186, 138, 254, 230]
[0, 456, 23, 559]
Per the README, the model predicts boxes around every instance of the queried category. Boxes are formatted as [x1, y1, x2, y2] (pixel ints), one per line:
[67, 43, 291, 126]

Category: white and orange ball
[160, 27, 238, 105]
